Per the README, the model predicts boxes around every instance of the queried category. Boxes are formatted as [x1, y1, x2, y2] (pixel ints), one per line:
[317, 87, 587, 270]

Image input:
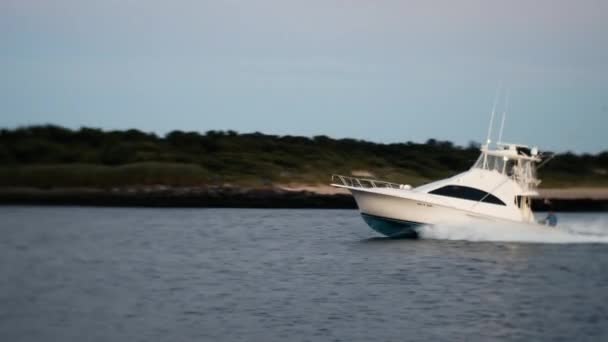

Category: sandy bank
[538, 188, 608, 200]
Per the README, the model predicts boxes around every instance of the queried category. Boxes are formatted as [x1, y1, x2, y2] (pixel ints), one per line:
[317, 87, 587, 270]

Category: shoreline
[1, 186, 608, 212]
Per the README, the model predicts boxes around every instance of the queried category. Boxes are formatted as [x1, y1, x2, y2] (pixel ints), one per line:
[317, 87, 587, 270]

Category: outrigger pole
[497, 89, 510, 144]
[486, 82, 502, 146]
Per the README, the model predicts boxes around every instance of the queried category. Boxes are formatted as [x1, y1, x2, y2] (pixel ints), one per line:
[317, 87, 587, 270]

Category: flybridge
[474, 85, 550, 193]
[474, 143, 542, 173]
[495, 143, 541, 160]
[472, 143, 542, 194]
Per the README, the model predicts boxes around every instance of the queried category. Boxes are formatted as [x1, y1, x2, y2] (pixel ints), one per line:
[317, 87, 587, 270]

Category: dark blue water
[1, 207, 608, 341]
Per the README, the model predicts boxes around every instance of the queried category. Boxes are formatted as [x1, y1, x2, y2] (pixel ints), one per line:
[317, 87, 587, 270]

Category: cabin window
[473, 153, 509, 174]
[429, 185, 506, 206]
[487, 155, 506, 173]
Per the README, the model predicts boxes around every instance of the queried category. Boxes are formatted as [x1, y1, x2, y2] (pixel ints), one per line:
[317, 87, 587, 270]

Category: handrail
[331, 174, 406, 190]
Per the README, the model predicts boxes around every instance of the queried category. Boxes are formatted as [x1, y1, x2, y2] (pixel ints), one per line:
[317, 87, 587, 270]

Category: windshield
[473, 153, 514, 175]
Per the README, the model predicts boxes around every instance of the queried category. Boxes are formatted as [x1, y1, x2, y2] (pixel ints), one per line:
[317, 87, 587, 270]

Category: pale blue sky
[1, 0, 607, 152]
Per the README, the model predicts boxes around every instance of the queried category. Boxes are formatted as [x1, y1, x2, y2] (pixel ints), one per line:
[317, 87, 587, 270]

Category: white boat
[331, 142, 553, 238]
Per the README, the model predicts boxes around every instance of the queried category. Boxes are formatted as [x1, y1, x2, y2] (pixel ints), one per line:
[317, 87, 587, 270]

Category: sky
[1, 0, 607, 153]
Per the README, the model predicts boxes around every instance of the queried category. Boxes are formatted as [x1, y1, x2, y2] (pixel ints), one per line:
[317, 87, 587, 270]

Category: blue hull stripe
[360, 213, 426, 238]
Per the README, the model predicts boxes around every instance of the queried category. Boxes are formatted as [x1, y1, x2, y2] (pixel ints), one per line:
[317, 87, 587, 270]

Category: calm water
[1, 207, 608, 342]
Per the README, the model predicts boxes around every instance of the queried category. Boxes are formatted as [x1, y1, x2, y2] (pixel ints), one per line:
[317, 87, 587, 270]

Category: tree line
[0, 125, 606, 188]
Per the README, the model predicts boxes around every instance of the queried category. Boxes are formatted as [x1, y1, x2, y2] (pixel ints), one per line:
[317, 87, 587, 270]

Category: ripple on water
[0, 208, 607, 342]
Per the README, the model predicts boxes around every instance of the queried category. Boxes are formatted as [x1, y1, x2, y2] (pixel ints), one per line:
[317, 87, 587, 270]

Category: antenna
[486, 82, 502, 146]
[497, 89, 510, 144]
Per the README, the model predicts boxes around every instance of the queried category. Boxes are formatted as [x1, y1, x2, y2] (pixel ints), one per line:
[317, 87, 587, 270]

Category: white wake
[416, 217, 608, 244]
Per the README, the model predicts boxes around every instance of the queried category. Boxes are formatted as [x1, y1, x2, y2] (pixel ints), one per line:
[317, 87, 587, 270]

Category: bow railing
[331, 174, 407, 189]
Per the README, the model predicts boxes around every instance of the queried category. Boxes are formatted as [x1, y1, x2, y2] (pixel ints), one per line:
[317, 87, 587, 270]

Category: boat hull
[349, 188, 507, 238]
[361, 213, 422, 238]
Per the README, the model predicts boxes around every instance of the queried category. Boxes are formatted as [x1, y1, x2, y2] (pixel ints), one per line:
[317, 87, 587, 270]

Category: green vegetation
[0, 125, 606, 188]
